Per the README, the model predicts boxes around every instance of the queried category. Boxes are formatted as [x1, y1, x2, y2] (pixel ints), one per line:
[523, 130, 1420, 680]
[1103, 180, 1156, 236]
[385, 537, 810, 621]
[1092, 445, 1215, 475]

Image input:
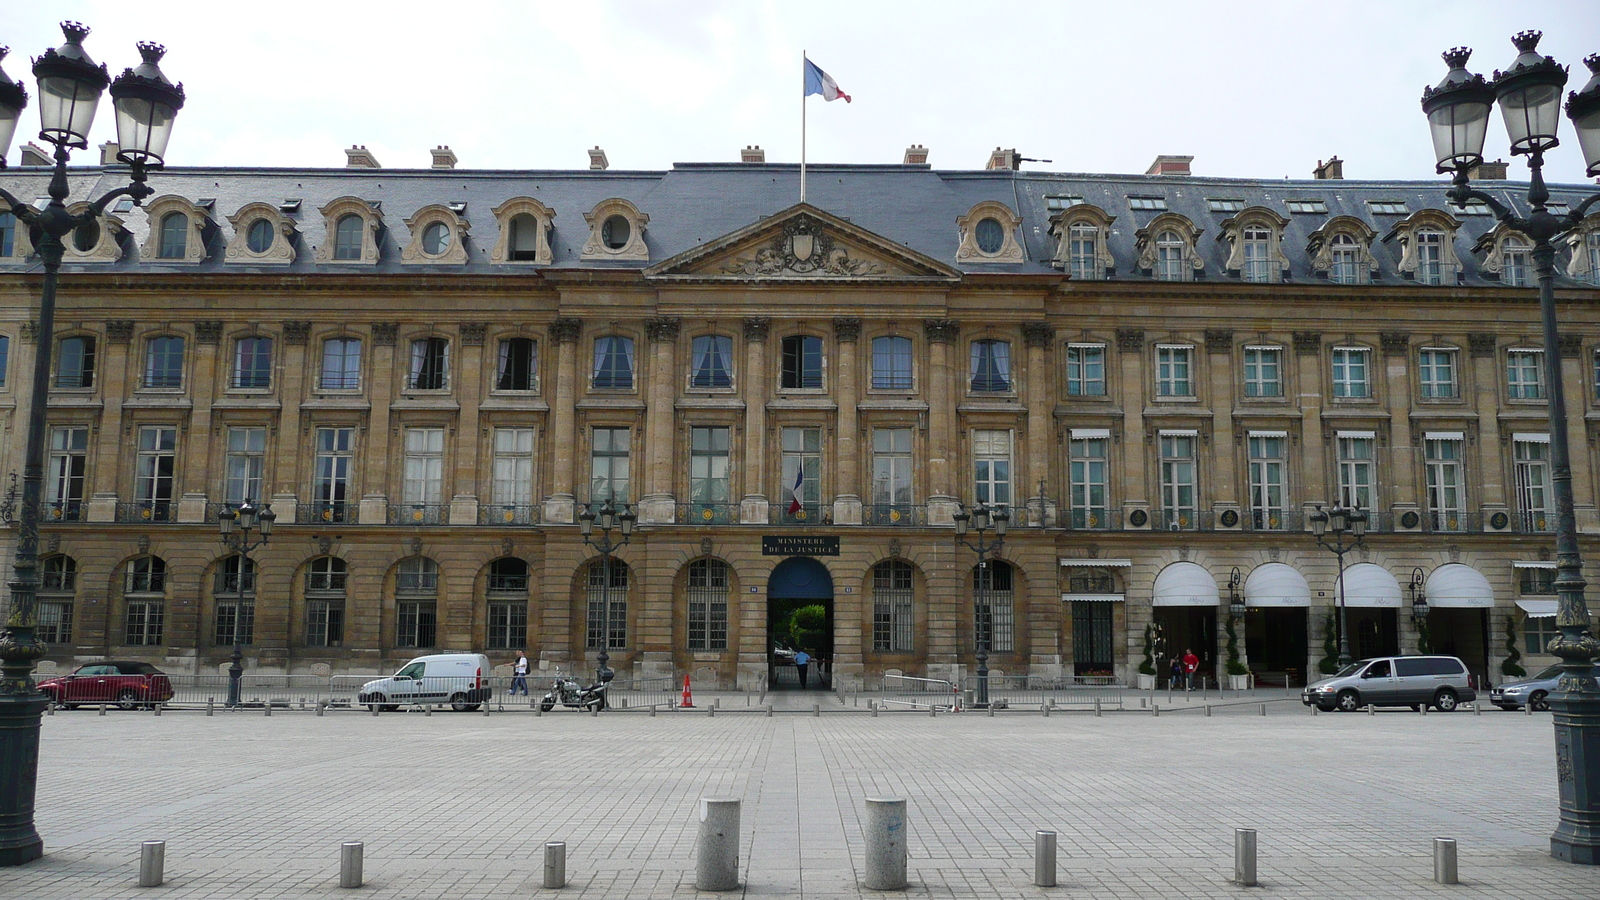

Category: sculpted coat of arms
[721, 216, 885, 277]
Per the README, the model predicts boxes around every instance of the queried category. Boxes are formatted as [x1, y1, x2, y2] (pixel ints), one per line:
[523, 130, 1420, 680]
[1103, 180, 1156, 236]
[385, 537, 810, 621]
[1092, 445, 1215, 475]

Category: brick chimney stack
[903, 144, 929, 165]
[1146, 155, 1193, 176]
[430, 146, 458, 169]
[588, 146, 609, 170]
[20, 142, 50, 166]
[1470, 159, 1509, 180]
[345, 145, 382, 168]
[741, 145, 765, 163]
[986, 148, 1019, 170]
[1313, 156, 1344, 180]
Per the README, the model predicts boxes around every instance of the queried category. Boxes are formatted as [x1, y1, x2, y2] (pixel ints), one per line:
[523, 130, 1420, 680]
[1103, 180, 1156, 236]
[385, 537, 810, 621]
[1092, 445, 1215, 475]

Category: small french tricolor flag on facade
[804, 57, 851, 103]
[788, 463, 806, 515]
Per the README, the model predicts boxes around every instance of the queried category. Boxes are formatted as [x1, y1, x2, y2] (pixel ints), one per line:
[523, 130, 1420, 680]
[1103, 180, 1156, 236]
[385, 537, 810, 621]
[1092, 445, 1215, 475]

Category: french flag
[804, 58, 851, 103]
[788, 464, 806, 515]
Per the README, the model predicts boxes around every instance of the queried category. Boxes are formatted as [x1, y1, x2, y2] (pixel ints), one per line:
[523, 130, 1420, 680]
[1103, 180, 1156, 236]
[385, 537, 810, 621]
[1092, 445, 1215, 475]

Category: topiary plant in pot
[1223, 614, 1250, 688]
[1501, 613, 1526, 678]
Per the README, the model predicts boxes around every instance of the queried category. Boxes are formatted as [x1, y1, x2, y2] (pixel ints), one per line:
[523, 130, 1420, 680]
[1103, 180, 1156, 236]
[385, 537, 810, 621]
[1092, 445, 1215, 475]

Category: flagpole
[800, 49, 807, 204]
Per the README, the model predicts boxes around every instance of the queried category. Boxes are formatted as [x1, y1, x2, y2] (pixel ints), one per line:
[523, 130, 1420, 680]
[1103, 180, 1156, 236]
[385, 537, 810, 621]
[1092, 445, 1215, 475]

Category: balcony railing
[677, 502, 736, 525]
[1154, 509, 1212, 531]
[390, 503, 448, 526]
[213, 572, 258, 595]
[1514, 510, 1554, 534]
[1062, 507, 1120, 531]
[487, 574, 530, 593]
[42, 501, 84, 523]
[298, 502, 357, 525]
[1242, 509, 1303, 532]
[479, 504, 539, 526]
[1421, 510, 1480, 533]
[116, 501, 176, 524]
[771, 502, 828, 526]
[863, 504, 926, 526]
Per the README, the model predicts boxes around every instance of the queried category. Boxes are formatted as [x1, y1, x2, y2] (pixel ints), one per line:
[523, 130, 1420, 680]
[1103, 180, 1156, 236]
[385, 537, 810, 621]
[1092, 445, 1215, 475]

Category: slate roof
[1, 160, 1597, 286]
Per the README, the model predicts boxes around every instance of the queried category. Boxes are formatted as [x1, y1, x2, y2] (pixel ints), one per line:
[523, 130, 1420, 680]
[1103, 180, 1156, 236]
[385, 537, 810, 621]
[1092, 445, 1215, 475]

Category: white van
[358, 653, 493, 711]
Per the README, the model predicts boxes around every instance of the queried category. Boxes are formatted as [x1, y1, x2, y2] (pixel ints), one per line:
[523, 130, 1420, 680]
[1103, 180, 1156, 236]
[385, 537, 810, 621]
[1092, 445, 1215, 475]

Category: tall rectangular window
[214, 556, 255, 647]
[1332, 347, 1370, 398]
[689, 426, 731, 506]
[686, 559, 729, 652]
[46, 426, 88, 519]
[224, 427, 266, 504]
[1337, 435, 1375, 510]
[1069, 224, 1100, 280]
[590, 427, 630, 502]
[969, 340, 1011, 392]
[125, 600, 164, 646]
[496, 337, 537, 391]
[585, 559, 627, 650]
[409, 337, 450, 390]
[1507, 349, 1545, 400]
[1069, 435, 1108, 529]
[1066, 344, 1105, 396]
[872, 427, 913, 514]
[233, 336, 273, 389]
[487, 600, 527, 651]
[56, 336, 95, 388]
[1242, 346, 1282, 398]
[1241, 225, 1272, 283]
[1416, 230, 1446, 285]
[872, 560, 915, 652]
[974, 562, 1014, 653]
[403, 427, 445, 505]
[780, 426, 821, 521]
[592, 335, 634, 389]
[1418, 348, 1458, 399]
[0, 333, 8, 388]
[313, 427, 353, 521]
[780, 335, 823, 389]
[1515, 438, 1552, 532]
[1248, 434, 1285, 529]
[1589, 231, 1600, 286]
[143, 336, 185, 388]
[871, 336, 913, 390]
[1425, 437, 1465, 531]
[1071, 600, 1115, 675]
[1160, 434, 1196, 528]
[690, 335, 733, 389]
[136, 426, 177, 509]
[1156, 346, 1192, 397]
[1329, 233, 1361, 284]
[320, 337, 362, 390]
[492, 427, 535, 508]
[971, 429, 1010, 508]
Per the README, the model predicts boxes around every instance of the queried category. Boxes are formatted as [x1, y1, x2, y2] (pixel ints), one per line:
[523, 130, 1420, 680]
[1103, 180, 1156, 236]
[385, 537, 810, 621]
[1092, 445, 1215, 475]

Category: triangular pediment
[644, 203, 961, 282]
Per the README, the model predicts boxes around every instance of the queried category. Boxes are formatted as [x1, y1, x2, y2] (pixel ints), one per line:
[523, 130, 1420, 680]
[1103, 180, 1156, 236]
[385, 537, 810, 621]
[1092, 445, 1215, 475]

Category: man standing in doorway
[1182, 648, 1200, 692]
[794, 648, 811, 688]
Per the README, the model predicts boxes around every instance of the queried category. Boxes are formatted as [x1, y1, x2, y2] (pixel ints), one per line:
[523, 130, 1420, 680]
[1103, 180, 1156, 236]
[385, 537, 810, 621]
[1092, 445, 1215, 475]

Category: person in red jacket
[1182, 648, 1200, 692]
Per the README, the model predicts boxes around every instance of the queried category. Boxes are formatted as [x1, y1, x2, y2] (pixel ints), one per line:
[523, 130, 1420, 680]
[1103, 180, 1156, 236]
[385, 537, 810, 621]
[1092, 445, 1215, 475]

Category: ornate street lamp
[1227, 566, 1246, 620]
[1309, 502, 1366, 668]
[579, 498, 634, 687]
[218, 500, 274, 708]
[1420, 31, 1600, 864]
[1409, 567, 1429, 623]
[0, 22, 183, 867]
[954, 501, 1008, 707]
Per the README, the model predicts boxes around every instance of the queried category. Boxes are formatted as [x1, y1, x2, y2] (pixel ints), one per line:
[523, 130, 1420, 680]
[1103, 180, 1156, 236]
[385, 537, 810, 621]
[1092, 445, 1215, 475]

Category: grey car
[1302, 655, 1477, 712]
[1490, 664, 1600, 711]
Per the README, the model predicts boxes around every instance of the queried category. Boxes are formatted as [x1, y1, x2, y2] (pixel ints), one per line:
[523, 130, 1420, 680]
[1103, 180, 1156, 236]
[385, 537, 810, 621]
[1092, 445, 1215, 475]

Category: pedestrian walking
[1183, 648, 1200, 692]
[510, 651, 529, 695]
[1169, 656, 1184, 691]
[794, 648, 811, 688]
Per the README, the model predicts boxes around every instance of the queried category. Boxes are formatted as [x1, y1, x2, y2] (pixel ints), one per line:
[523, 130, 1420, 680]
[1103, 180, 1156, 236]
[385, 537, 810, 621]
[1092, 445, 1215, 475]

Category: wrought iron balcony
[862, 504, 926, 526]
[1064, 507, 1121, 531]
[677, 503, 736, 525]
[487, 573, 530, 593]
[42, 501, 84, 523]
[116, 501, 176, 524]
[390, 503, 448, 526]
[479, 504, 539, 526]
[213, 571, 258, 595]
[298, 501, 358, 525]
[771, 502, 828, 526]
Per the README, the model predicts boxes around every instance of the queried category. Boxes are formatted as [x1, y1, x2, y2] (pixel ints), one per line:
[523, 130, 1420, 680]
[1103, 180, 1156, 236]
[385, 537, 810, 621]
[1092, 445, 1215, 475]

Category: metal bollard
[872, 703, 879, 718]
[1419, 703, 1427, 716]
[1367, 703, 1375, 716]
[1034, 830, 1057, 887]
[371, 702, 379, 717]
[536, 703, 543, 717]
[482, 701, 490, 717]
[591, 702, 599, 718]
[1433, 837, 1458, 884]
[1140, 697, 1147, 709]
[207, 698, 214, 716]
[46, 703, 54, 716]
[543, 841, 566, 889]
[1043, 701, 1051, 717]
[1094, 698, 1102, 717]
[1312, 705, 1319, 717]
[649, 704, 656, 718]
[986, 703, 994, 718]
[425, 704, 432, 717]
[1526, 702, 1533, 716]
[929, 705, 936, 718]
[1234, 829, 1257, 886]
[863, 798, 908, 890]
[708, 705, 716, 718]
[340, 841, 363, 888]
[1474, 701, 1481, 716]
[138, 840, 165, 887]
[695, 798, 741, 891]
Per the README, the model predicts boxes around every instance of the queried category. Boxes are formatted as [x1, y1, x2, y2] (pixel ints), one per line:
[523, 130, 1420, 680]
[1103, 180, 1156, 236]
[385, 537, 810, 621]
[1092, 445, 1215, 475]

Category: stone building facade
[2, 149, 1598, 688]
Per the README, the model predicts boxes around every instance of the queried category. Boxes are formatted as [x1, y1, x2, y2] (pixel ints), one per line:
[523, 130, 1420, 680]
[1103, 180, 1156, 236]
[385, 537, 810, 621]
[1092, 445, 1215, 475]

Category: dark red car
[38, 661, 174, 709]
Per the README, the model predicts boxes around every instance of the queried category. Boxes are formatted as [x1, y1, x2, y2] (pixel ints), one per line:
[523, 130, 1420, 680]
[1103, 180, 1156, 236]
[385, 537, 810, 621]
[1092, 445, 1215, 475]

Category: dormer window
[956, 201, 1024, 262]
[1564, 218, 1600, 285]
[1048, 203, 1116, 280]
[1307, 216, 1378, 285]
[1157, 232, 1186, 280]
[0, 212, 16, 259]
[581, 199, 649, 261]
[401, 205, 469, 265]
[158, 213, 187, 258]
[490, 198, 556, 265]
[1416, 230, 1446, 284]
[224, 202, 296, 265]
[1330, 234, 1360, 283]
[247, 220, 274, 253]
[1387, 209, 1462, 286]
[1219, 207, 1290, 284]
[423, 223, 449, 255]
[1242, 226, 1271, 282]
[1502, 236, 1532, 287]
[139, 196, 210, 264]
[316, 197, 382, 265]
[334, 215, 362, 259]
[1135, 214, 1203, 282]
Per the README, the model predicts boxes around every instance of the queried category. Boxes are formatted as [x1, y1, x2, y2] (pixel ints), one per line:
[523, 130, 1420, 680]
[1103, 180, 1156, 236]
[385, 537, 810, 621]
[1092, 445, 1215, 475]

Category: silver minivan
[1302, 655, 1477, 712]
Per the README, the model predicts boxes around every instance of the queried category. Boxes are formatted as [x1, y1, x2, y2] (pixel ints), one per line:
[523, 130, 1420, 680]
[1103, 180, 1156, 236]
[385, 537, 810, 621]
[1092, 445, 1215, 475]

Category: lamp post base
[0, 692, 49, 866]
[1551, 691, 1600, 865]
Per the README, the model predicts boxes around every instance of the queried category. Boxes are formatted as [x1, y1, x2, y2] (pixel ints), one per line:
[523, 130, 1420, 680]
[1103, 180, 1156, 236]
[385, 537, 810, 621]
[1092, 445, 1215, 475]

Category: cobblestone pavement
[3, 693, 1596, 899]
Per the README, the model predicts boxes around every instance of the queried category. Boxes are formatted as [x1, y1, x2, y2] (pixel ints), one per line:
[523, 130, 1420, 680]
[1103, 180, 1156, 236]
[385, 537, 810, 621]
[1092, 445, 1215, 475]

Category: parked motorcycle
[539, 668, 609, 711]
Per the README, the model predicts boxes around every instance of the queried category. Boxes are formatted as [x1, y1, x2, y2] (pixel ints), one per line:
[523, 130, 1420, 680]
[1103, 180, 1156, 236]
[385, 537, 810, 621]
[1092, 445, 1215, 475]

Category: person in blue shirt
[793, 649, 811, 688]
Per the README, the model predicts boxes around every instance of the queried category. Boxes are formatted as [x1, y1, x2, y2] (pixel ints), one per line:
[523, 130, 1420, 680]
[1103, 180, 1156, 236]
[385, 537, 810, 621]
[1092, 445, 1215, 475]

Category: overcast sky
[3, 1, 1598, 184]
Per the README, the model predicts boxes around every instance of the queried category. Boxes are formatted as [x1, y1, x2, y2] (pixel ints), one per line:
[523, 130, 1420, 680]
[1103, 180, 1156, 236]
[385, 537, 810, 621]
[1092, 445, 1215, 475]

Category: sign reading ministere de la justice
[761, 536, 841, 556]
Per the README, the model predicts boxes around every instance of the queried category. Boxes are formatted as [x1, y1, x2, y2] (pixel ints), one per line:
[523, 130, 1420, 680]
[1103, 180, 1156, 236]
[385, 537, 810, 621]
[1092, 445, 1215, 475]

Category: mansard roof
[1, 159, 1596, 287]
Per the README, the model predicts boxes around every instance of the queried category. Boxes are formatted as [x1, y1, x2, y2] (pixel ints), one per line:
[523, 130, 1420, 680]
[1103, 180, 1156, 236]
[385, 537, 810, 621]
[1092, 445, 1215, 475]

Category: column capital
[1022, 322, 1052, 349]
[645, 316, 681, 343]
[833, 317, 862, 342]
[923, 319, 961, 343]
[743, 317, 770, 342]
[548, 317, 582, 343]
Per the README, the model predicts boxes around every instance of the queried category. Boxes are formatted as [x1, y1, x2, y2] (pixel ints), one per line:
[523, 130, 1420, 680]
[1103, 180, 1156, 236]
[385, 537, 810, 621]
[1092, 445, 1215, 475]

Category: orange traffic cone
[680, 672, 695, 708]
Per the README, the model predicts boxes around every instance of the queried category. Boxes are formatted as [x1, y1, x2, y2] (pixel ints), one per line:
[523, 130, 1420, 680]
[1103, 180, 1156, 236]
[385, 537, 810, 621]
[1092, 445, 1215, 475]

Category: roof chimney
[741, 145, 765, 163]
[20, 142, 50, 167]
[903, 144, 929, 165]
[986, 148, 1019, 170]
[1146, 155, 1193, 176]
[430, 145, 458, 169]
[100, 141, 121, 165]
[345, 145, 381, 168]
[1470, 158, 1508, 180]
[588, 146, 609, 170]
[1313, 156, 1344, 180]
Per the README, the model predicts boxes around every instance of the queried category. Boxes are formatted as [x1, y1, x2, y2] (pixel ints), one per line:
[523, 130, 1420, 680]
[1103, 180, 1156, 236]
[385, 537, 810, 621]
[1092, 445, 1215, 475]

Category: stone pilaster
[640, 317, 680, 524]
[923, 319, 959, 524]
[1294, 332, 1328, 518]
[1022, 323, 1054, 526]
[544, 318, 581, 524]
[449, 324, 484, 524]
[833, 317, 862, 526]
[740, 317, 770, 524]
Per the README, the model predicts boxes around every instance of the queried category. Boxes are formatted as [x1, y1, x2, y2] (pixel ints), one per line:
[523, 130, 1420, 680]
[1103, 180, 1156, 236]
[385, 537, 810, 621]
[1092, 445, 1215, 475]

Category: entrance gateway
[766, 556, 834, 690]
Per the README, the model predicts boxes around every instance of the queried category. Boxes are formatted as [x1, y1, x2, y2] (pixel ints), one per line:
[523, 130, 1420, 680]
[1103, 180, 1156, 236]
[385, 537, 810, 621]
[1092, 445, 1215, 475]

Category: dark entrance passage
[1348, 608, 1399, 660]
[1244, 608, 1309, 686]
[767, 556, 834, 690]
[1429, 608, 1490, 687]
[1153, 606, 1216, 690]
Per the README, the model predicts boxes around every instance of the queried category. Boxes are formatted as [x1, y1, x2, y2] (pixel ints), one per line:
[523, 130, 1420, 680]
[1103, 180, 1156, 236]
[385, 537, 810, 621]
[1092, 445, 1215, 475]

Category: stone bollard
[1433, 837, 1458, 884]
[863, 798, 908, 890]
[153, 703, 162, 717]
[317, 702, 326, 717]
[264, 701, 272, 717]
[99, 704, 107, 716]
[813, 703, 820, 718]
[1260, 704, 1267, 717]
[46, 703, 54, 717]
[1234, 828, 1257, 886]
[767, 705, 773, 718]
[543, 841, 567, 889]
[1140, 697, 1147, 709]
[207, 698, 214, 716]
[340, 841, 363, 888]
[1153, 703, 1160, 717]
[1094, 698, 1102, 717]
[138, 840, 165, 887]
[1034, 830, 1057, 887]
[695, 798, 741, 891]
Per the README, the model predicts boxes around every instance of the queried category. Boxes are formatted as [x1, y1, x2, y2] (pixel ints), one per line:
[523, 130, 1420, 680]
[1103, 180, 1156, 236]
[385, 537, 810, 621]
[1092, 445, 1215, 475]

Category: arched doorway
[767, 557, 834, 689]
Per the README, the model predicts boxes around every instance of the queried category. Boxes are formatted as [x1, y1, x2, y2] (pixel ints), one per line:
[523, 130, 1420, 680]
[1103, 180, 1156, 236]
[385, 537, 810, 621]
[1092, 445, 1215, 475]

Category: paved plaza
[2, 691, 1596, 899]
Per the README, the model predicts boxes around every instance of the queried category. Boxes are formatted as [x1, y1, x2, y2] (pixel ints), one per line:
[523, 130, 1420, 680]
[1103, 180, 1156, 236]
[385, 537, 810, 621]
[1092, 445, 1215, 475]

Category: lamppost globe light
[1492, 30, 1568, 157]
[31, 21, 109, 150]
[0, 48, 28, 167]
[1567, 54, 1600, 177]
[597, 498, 615, 532]
[1421, 46, 1496, 173]
[108, 41, 184, 169]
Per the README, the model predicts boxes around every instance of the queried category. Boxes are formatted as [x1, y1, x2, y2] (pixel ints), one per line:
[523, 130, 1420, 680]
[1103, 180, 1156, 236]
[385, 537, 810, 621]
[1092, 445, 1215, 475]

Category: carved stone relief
[720, 215, 886, 277]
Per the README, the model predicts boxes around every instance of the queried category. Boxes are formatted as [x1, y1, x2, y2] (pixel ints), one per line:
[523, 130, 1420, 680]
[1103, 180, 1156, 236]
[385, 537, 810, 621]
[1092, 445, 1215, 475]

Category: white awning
[1340, 563, 1402, 608]
[1060, 558, 1132, 568]
[1425, 563, 1495, 608]
[1512, 561, 1557, 569]
[1247, 430, 1288, 438]
[1424, 431, 1464, 441]
[1515, 599, 1558, 618]
[1335, 430, 1376, 439]
[1243, 563, 1311, 607]
[1062, 593, 1126, 603]
[1159, 429, 1199, 437]
[1513, 433, 1551, 444]
[1069, 428, 1111, 440]
[1152, 562, 1220, 606]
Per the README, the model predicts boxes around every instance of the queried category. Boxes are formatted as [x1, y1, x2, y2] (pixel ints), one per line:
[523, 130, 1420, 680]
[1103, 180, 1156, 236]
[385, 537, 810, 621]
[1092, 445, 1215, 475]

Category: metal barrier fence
[963, 674, 1130, 709]
[881, 674, 959, 711]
